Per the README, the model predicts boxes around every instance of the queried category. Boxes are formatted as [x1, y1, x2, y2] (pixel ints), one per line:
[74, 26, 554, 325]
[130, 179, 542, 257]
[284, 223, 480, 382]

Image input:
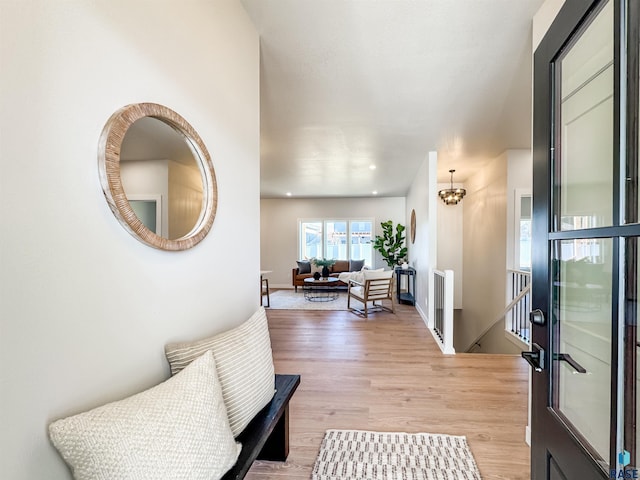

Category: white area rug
[267, 289, 350, 311]
[311, 429, 482, 480]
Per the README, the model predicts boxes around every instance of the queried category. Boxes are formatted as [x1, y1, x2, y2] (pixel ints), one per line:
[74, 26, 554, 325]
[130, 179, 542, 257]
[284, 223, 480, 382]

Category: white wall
[0, 1, 259, 479]
[459, 152, 508, 352]
[506, 150, 533, 272]
[436, 182, 464, 309]
[533, 0, 566, 50]
[260, 197, 405, 288]
[405, 152, 438, 320]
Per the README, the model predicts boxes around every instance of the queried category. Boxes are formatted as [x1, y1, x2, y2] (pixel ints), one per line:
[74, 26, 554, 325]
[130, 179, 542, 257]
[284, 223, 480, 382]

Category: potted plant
[373, 220, 408, 268]
[312, 258, 336, 278]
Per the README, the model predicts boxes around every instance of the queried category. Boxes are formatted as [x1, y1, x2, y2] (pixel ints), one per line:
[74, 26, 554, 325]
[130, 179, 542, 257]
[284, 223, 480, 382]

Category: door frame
[531, 0, 638, 477]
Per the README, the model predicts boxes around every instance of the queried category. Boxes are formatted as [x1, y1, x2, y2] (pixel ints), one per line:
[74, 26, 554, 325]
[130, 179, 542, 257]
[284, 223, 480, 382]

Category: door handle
[530, 309, 545, 326]
[555, 353, 587, 374]
[522, 342, 545, 372]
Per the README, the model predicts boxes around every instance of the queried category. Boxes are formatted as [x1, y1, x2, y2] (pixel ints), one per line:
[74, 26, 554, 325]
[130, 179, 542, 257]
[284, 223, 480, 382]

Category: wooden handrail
[464, 284, 531, 352]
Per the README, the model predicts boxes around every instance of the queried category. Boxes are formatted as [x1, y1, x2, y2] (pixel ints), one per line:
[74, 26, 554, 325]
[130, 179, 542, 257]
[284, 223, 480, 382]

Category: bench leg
[257, 405, 290, 461]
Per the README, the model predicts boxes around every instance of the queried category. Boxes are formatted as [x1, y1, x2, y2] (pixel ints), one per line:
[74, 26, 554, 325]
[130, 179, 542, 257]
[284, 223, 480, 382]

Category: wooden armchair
[347, 270, 395, 318]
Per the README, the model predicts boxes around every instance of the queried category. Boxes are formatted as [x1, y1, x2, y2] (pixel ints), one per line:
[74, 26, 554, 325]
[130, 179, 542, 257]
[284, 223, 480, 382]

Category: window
[299, 219, 373, 267]
[515, 192, 532, 271]
[300, 222, 322, 259]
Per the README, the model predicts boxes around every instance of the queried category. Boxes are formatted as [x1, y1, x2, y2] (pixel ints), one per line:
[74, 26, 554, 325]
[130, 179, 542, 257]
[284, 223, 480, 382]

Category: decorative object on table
[313, 272, 321, 280]
[401, 261, 409, 270]
[311, 429, 481, 480]
[438, 169, 467, 205]
[373, 220, 408, 268]
[312, 258, 336, 278]
[410, 209, 416, 243]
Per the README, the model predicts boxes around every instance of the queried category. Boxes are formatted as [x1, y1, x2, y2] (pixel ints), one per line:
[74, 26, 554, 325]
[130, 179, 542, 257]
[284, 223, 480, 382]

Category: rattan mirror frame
[98, 103, 217, 251]
[410, 209, 416, 244]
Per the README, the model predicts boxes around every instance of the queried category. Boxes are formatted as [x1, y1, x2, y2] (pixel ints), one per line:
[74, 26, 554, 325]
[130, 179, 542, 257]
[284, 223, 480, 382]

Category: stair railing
[465, 283, 531, 352]
[429, 268, 455, 354]
[507, 269, 531, 343]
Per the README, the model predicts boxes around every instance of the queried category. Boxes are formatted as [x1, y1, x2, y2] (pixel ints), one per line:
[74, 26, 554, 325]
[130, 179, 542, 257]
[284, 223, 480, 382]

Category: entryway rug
[311, 429, 482, 480]
[268, 289, 349, 311]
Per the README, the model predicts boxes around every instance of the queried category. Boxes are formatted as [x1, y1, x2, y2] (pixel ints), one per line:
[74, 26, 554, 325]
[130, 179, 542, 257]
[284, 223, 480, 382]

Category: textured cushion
[338, 271, 364, 284]
[296, 260, 311, 274]
[165, 307, 275, 437]
[363, 269, 393, 280]
[349, 259, 365, 272]
[49, 351, 240, 480]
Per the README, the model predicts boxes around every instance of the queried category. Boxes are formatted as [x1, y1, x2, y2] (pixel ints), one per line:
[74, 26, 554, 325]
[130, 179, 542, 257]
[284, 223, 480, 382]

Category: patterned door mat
[311, 429, 482, 480]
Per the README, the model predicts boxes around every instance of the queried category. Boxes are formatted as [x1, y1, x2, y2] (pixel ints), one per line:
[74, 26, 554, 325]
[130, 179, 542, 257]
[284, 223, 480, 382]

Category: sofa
[292, 259, 365, 291]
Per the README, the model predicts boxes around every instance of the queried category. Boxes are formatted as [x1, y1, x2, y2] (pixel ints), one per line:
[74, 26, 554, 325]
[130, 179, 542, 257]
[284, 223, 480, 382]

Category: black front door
[530, 0, 640, 478]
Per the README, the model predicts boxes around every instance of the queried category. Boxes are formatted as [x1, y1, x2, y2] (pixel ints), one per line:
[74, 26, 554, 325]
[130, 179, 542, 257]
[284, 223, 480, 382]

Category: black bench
[222, 374, 301, 480]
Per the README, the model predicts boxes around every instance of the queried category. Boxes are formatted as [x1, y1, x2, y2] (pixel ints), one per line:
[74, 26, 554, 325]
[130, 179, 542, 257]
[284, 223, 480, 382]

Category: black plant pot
[321, 265, 330, 278]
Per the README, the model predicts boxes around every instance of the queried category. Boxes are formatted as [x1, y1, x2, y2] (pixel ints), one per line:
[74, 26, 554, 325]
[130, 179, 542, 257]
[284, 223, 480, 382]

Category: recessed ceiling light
[369, 165, 377, 170]
[286, 192, 292, 196]
[372, 190, 378, 195]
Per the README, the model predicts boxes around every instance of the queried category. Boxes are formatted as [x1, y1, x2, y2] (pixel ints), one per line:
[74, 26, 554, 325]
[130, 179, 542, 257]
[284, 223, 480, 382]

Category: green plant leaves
[373, 220, 407, 268]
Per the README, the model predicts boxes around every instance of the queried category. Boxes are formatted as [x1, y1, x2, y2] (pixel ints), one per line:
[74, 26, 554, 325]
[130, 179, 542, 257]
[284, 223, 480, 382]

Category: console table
[395, 266, 416, 305]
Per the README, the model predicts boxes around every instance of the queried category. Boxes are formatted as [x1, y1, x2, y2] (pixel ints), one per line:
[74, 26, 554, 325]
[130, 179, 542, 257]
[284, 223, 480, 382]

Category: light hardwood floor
[247, 303, 530, 479]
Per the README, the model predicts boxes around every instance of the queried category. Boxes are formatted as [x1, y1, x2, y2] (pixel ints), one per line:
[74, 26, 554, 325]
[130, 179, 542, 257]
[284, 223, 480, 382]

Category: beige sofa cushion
[332, 260, 350, 273]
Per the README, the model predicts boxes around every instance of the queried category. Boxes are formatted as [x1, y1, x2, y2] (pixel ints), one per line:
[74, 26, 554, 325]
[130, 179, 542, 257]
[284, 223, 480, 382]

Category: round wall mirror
[98, 103, 217, 251]
[410, 209, 416, 244]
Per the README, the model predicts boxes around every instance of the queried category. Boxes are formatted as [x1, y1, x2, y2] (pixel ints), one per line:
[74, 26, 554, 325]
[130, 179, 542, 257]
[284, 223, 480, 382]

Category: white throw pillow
[165, 307, 275, 437]
[48, 351, 240, 480]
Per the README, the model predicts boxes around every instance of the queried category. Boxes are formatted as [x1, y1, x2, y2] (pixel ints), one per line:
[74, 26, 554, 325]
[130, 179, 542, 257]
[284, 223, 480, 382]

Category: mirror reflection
[120, 117, 204, 240]
[99, 102, 217, 251]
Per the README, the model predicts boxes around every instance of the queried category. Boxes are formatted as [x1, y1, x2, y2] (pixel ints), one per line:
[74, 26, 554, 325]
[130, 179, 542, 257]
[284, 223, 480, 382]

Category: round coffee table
[303, 277, 340, 302]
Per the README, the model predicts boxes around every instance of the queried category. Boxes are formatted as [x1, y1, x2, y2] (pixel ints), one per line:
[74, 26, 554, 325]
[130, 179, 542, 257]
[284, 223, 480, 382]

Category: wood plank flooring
[247, 304, 530, 479]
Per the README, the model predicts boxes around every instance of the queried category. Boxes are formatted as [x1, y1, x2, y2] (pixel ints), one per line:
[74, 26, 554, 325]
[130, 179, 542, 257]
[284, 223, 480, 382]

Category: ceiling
[241, 0, 544, 198]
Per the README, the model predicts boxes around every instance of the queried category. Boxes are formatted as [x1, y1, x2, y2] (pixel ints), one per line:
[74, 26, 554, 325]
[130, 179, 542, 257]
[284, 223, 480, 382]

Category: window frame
[298, 218, 375, 267]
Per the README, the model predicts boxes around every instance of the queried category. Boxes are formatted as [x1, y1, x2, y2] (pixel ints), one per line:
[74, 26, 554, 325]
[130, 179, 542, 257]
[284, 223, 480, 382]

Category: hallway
[248, 304, 530, 479]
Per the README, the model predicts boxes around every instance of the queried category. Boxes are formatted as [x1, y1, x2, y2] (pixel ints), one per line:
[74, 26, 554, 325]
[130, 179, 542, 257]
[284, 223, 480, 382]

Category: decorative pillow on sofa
[165, 307, 275, 437]
[349, 259, 365, 272]
[296, 260, 311, 274]
[48, 351, 240, 480]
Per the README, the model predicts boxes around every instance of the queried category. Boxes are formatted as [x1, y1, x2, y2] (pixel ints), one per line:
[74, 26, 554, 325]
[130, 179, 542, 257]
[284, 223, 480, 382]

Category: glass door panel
[557, 0, 614, 231]
[552, 238, 612, 461]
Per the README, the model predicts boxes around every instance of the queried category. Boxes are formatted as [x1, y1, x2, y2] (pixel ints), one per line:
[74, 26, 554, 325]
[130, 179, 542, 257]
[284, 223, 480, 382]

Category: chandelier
[438, 169, 466, 205]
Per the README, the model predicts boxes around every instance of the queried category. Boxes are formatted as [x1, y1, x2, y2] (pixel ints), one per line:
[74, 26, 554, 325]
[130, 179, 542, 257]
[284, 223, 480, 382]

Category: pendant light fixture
[438, 169, 466, 205]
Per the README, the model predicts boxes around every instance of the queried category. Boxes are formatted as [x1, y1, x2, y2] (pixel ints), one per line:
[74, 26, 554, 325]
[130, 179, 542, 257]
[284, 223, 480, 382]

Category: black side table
[395, 266, 416, 305]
